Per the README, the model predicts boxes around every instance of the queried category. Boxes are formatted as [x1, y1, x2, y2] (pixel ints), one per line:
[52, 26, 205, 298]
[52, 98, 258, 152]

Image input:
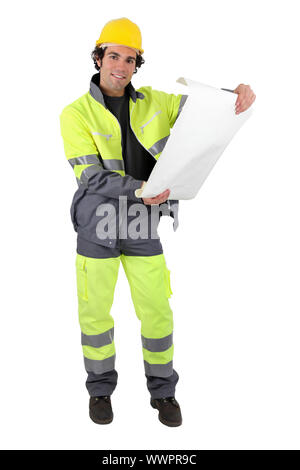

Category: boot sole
[89, 411, 113, 425]
[151, 400, 182, 427]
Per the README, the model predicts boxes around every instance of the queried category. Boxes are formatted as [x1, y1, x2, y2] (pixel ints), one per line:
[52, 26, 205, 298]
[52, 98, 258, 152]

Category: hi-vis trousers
[75, 234, 179, 399]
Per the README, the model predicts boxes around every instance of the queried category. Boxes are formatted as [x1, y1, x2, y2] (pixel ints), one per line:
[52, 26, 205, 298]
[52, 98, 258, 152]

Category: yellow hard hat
[96, 17, 144, 55]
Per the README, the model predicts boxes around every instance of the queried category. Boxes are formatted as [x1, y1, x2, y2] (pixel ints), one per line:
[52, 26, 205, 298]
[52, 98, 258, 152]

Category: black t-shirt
[102, 89, 156, 181]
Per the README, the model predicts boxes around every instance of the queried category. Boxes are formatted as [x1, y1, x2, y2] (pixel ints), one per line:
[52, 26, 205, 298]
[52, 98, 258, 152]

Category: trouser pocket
[75, 254, 88, 301]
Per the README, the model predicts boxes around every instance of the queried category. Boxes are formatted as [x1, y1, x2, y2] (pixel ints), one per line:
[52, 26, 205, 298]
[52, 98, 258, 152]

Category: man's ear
[96, 56, 102, 68]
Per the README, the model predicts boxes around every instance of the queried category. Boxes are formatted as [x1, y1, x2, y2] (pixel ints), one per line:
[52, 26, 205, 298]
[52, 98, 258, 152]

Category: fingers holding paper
[139, 181, 170, 205]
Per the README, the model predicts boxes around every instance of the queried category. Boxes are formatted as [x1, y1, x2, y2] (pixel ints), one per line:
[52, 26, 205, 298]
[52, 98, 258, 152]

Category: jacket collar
[89, 72, 144, 108]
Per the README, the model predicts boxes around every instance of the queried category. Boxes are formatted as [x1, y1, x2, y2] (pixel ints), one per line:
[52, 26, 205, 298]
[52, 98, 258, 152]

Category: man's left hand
[234, 84, 256, 114]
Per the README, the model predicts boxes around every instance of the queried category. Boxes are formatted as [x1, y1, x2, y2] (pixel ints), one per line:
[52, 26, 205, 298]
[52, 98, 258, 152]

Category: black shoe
[150, 396, 182, 427]
[89, 395, 113, 424]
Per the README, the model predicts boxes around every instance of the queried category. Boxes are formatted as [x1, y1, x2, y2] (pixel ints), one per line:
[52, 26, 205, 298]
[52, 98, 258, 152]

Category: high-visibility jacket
[60, 74, 188, 247]
[60, 74, 234, 248]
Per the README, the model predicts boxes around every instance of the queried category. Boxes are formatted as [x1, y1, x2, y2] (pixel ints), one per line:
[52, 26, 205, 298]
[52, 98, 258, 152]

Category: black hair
[91, 46, 145, 74]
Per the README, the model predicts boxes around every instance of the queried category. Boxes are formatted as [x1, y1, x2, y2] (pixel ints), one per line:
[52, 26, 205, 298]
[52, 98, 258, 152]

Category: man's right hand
[139, 181, 170, 205]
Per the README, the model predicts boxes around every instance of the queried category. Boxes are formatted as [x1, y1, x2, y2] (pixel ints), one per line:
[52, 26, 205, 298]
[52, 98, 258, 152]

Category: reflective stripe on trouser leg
[120, 253, 174, 377]
[75, 254, 120, 374]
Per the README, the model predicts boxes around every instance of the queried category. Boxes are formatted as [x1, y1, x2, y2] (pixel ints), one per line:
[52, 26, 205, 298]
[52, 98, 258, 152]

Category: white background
[1, 0, 299, 450]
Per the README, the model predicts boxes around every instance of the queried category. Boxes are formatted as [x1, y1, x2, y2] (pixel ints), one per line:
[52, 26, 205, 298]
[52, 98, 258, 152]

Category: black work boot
[150, 396, 182, 427]
[89, 395, 113, 424]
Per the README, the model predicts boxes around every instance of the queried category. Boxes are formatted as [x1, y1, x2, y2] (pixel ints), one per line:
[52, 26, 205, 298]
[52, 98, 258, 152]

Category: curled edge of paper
[135, 187, 144, 198]
[176, 77, 188, 86]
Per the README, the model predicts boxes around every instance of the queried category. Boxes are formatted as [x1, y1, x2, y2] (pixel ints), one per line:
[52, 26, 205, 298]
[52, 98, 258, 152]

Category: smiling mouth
[111, 74, 126, 80]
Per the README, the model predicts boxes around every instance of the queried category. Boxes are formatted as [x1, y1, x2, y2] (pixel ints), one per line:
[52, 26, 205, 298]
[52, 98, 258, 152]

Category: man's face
[96, 45, 137, 97]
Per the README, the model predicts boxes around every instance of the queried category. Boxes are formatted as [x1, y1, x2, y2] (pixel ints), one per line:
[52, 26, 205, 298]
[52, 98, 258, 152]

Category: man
[60, 17, 255, 427]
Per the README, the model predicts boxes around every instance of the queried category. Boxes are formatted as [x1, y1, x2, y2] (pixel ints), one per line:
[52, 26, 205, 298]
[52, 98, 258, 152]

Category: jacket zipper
[99, 108, 126, 230]
[103, 103, 170, 208]
[130, 102, 170, 207]
[129, 102, 157, 162]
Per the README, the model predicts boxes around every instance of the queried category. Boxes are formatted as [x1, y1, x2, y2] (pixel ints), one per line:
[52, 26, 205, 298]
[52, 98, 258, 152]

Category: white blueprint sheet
[136, 77, 253, 200]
